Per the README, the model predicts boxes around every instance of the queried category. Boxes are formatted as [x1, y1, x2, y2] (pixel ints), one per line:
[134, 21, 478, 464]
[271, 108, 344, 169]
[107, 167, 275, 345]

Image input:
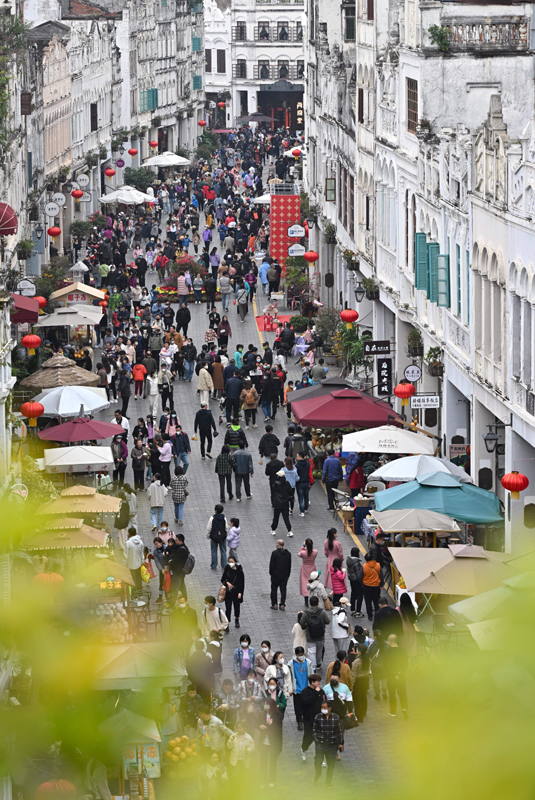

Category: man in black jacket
[175, 303, 191, 336]
[259, 425, 280, 458]
[166, 532, 190, 599]
[271, 471, 293, 539]
[194, 403, 217, 459]
[224, 371, 243, 424]
[301, 674, 326, 758]
[373, 597, 403, 638]
[269, 538, 292, 609]
[279, 322, 295, 353]
[262, 342, 273, 366]
[265, 452, 284, 504]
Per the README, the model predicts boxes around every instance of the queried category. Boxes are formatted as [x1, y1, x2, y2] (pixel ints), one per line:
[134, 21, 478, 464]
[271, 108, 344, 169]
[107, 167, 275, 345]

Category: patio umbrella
[69, 261, 89, 273]
[38, 417, 125, 443]
[449, 571, 535, 624]
[369, 454, 473, 483]
[90, 643, 187, 690]
[342, 425, 435, 456]
[36, 304, 103, 328]
[143, 151, 191, 167]
[375, 471, 503, 524]
[290, 382, 400, 429]
[33, 385, 109, 416]
[283, 146, 305, 157]
[20, 354, 100, 390]
[253, 194, 271, 204]
[37, 487, 121, 516]
[23, 518, 108, 549]
[373, 509, 461, 534]
[99, 185, 155, 205]
[388, 546, 518, 596]
[43, 445, 114, 474]
[76, 557, 134, 588]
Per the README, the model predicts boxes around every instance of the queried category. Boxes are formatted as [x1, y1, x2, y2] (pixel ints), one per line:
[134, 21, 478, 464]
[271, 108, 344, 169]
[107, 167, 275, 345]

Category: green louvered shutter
[192, 36, 201, 52]
[428, 242, 439, 302]
[437, 255, 450, 307]
[415, 232, 428, 291]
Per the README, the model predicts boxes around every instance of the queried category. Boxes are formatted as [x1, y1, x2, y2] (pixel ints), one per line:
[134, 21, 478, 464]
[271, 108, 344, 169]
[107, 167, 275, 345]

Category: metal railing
[253, 64, 302, 80]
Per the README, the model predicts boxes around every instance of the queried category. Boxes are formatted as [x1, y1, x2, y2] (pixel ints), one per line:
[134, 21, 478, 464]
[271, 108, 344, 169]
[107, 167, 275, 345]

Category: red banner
[269, 194, 301, 277]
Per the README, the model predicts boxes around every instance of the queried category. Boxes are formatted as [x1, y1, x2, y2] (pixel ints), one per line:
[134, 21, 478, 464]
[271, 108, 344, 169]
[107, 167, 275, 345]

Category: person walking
[350, 643, 370, 723]
[300, 595, 330, 670]
[194, 403, 217, 460]
[298, 539, 318, 607]
[147, 473, 168, 530]
[322, 528, 343, 590]
[359, 552, 382, 621]
[221, 555, 245, 628]
[224, 418, 248, 451]
[117, 366, 131, 418]
[346, 547, 364, 618]
[307, 571, 331, 610]
[131, 439, 149, 492]
[226, 721, 255, 775]
[227, 517, 240, 560]
[300, 674, 325, 762]
[124, 528, 144, 592]
[111, 434, 128, 485]
[288, 647, 312, 731]
[259, 425, 280, 459]
[268, 539, 291, 610]
[240, 380, 259, 430]
[384, 634, 409, 718]
[332, 597, 352, 652]
[270, 470, 293, 537]
[257, 697, 283, 787]
[157, 433, 173, 486]
[295, 451, 311, 516]
[236, 280, 248, 321]
[170, 465, 188, 525]
[321, 449, 344, 510]
[326, 651, 353, 691]
[254, 641, 274, 682]
[158, 363, 174, 412]
[197, 363, 214, 406]
[312, 700, 344, 788]
[330, 558, 348, 606]
[215, 444, 236, 503]
[146, 369, 160, 419]
[234, 442, 253, 501]
[368, 630, 388, 701]
[206, 503, 229, 570]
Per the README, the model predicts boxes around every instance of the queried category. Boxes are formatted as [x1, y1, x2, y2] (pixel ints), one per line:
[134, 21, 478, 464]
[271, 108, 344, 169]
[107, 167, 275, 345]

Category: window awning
[10, 293, 39, 324]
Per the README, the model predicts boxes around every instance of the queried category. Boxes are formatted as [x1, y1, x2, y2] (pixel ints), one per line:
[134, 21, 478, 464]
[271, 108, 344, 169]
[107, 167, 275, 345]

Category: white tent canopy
[36, 304, 102, 327]
[99, 185, 155, 204]
[342, 425, 436, 455]
[369, 454, 473, 483]
[253, 194, 271, 204]
[34, 385, 110, 417]
[373, 509, 461, 533]
[44, 445, 114, 473]
[69, 261, 89, 273]
[143, 151, 191, 167]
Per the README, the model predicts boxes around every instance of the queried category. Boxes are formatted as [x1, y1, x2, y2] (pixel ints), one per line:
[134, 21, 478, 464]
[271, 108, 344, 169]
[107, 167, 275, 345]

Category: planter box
[346, 260, 359, 272]
[408, 344, 424, 357]
[427, 362, 444, 377]
[365, 289, 380, 301]
[325, 236, 337, 244]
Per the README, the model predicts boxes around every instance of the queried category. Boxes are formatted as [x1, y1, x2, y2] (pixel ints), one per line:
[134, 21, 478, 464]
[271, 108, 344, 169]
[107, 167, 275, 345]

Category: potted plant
[152, 116, 162, 129]
[99, 146, 108, 160]
[16, 239, 34, 260]
[86, 153, 98, 168]
[324, 223, 337, 244]
[70, 220, 91, 239]
[425, 346, 444, 376]
[289, 315, 309, 333]
[341, 248, 359, 271]
[407, 327, 424, 357]
[362, 276, 380, 301]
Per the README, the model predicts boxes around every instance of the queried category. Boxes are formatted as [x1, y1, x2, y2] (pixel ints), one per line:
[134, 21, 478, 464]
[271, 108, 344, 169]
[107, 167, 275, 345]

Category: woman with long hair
[350, 643, 370, 723]
[324, 528, 343, 590]
[298, 537, 318, 606]
[397, 592, 420, 659]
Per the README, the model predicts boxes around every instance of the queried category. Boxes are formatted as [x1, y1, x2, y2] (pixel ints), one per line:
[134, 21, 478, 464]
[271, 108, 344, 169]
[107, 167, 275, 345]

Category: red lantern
[128, 148, 138, 157]
[71, 189, 84, 200]
[292, 148, 301, 157]
[20, 401, 44, 427]
[36, 296, 47, 309]
[501, 471, 529, 500]
[104, 168, 115, 179]
[394, 382, 416, 407]
[47, 226, 61, 240]
[0, 202, 18, 236]
[21, 334, 41, 354]
[303, 250, 319, 264]
[303, 221, 309, 237]
[149, 140, 158, 149]
[198, 120, 207, 128]
[35, 780, 75, 800]
[217, 101, 226, 109]
[99, 300, 108, 308]
[340, 309, 359, 329]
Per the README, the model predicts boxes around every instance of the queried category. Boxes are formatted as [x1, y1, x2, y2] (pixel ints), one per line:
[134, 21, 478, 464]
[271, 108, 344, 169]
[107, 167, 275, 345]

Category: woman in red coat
[349, 464, 366, 496]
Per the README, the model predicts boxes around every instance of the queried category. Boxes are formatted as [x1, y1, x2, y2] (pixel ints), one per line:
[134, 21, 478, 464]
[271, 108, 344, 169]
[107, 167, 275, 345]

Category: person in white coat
[123, 528, 144, 592]
[146, 369, 160, 419]
[147, 473, 168, 530]
[263, 650, 293, 697]
[332, 597, 352, 652]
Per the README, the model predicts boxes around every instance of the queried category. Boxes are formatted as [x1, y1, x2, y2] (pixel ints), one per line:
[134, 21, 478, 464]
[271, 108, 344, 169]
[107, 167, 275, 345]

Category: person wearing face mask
[221, 557, 245, 629]
[238, 668, 263, 724]
[171, 598, 198, 651]
[326, 650, 353, 691]
[254, 640, 274, 680]
[201, 595, 229, 638]
[256, 696, 283, 787]
[263, 651, 292, 699]
[312, 701, 344, 787]
[299, 673, 326, 761]
[213, 678, 240, 728]
[288, 646, 312, 731]
[232, 633, 255, 679]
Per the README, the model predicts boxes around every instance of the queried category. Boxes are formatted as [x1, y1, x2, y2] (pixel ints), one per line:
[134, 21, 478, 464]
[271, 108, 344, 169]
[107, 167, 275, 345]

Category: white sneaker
[289, 509, 293, 515]
[322, 758, 327, 768]
[299, 512, 305, 517]
[271, 530, 276, 536]
[252, 424, 258, 428]
[245, 426, 249, 430]
[287, 531, 293, 537]
[300, 750, 306, 761]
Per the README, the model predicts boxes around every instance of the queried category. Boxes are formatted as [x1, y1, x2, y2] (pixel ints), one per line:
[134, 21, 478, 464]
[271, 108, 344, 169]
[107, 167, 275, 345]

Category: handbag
[324, 597, 333, 611]
[217, 585, 226, 603]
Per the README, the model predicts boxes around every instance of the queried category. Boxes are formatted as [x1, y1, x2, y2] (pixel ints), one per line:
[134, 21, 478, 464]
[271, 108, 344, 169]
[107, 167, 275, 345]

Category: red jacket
[330, 567, 347, 595]
[132, 363, 147, 382]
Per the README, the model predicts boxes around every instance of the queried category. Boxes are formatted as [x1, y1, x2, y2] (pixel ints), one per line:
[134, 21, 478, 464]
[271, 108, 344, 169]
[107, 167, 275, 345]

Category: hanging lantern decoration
[303, 250, 319, 264]
[198, 120, 207, 128]
[20, 401, 44, 427]
[47, 226, 61, 242]
[36, 296, 48, 310]
[71, 189, 84, 200]
[21, 334, 42, 355]
[128, 148, 138, 157]
[394, 382, 416, 407]
[99, 300, 108, 308]
[104, 168, 116, 181]
[217, 101, 226, 109]
[501, 471, 529, 500]
[340, 309, 359, 329]
[292, 148, 301, 158]
[149, 140, 158, 149]
[303, 220, 309, 238]
[35, 781, 75, 800]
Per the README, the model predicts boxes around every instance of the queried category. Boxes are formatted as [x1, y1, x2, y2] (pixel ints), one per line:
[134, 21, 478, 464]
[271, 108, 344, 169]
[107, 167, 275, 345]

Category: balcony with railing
[253, 25, 303, 42]
[253, 64, 303, 80]
[443, 17, 529, 51]
[256, 0, 303, 4]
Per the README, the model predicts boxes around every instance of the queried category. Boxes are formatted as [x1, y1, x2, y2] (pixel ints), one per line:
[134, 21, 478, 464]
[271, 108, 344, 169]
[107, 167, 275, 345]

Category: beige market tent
[76, 557, 134, 588]
[374, 509, 461, 534]
[98, 709, 162, 743]
[37, 486, 121, 516]
[90, 643, 187, 690]
[20, 354, 100, 390]
[50, 282, 106, 305]
[23, 518, 108, 549]
[389, 545, 519, 596]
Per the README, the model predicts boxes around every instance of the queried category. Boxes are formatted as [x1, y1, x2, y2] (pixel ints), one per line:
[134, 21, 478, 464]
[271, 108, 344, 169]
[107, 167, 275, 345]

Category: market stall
[369, 454, 473, 483]
[50, 282, 106, 306]
[42, 446, 114, 489]
[98, 709, 163, 798]
[90, 643, 187, 691]
[75, 557, 135, 640]
[37, 485, 121, 516]
[20, 354, 100, 391]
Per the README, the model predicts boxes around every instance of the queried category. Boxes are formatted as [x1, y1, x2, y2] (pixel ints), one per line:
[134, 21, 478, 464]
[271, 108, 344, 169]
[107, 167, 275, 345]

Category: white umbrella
[69, 261, 89, 273]
[342, 425, 436, 455]
[143, 151, 191, 167]
[44, 445, 114, 474]
[373, 509, 461, 534]
[99, 185, 155, 205]
[34, 386, 110, 417]
[36, 304, 103, 327]
[253, 194, 271, 204]
[369, 454, 473, 483]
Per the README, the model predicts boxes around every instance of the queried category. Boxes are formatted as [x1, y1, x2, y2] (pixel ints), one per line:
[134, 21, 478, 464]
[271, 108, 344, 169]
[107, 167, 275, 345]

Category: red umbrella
[291, 385, 400, 428]
[38, 417, 125, 442]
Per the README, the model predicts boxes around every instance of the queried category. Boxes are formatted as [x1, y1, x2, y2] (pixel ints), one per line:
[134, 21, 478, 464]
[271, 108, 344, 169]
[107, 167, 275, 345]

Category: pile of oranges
[164, 735, 198, 769]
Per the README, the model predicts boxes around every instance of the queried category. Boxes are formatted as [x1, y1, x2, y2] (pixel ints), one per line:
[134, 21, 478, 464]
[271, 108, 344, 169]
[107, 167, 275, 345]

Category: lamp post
[35, 223, 44, 240]
[483, 415, 513, 454]
[354, 281, 365, 303]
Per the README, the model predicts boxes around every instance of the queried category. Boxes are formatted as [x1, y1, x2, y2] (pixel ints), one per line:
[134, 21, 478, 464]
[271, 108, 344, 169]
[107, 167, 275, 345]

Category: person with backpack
[206, 503, 229, 570]
[166, 532, 193, 600]
[300, 595, 331, 671]
[259, 425, 280, 458]
[306, 571, 331, 609]
[215, 444, 236, 503]
[201, 595, 229, 637]
[239, 379, 259, 429]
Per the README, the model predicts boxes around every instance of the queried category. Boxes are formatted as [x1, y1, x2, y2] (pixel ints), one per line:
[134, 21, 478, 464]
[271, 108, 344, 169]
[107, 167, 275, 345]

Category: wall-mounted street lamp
[354, 281, 365, 303]
[483, 414, 513, 454]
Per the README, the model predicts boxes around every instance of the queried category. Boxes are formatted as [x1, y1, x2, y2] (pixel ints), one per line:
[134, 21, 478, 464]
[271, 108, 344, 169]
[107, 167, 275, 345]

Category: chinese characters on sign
[363, 340, 390, 356]
[67, 292, 87, 304]
[296, 101, 304, 128]
[404, 364, 422, 382]
[123, 744, 161, 778]
[377, 357, 392, 396]
[99, 577, 122, 589]
[410, 394, 440, 409]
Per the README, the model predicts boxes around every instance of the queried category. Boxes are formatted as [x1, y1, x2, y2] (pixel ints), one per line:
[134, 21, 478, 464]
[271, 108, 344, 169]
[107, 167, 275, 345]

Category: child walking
[227, 517, 241, 561]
